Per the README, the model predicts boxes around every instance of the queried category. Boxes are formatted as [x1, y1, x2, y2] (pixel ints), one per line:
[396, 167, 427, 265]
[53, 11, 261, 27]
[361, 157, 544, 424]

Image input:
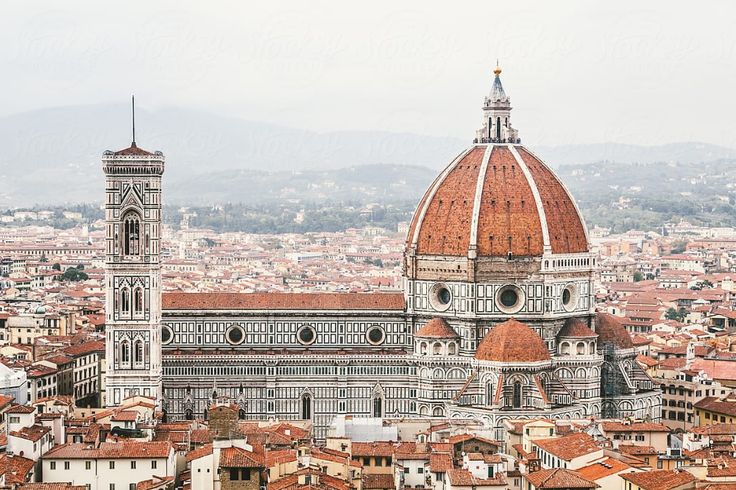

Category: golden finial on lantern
[493, 60, 502, 76]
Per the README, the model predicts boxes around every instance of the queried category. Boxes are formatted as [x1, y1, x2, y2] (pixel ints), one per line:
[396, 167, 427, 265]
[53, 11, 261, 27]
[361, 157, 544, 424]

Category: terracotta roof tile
[532, 433, 600, 461]
[524, 468, 599, 489]
[695, 396, 736, 417]
[575, 457, 632, 481]
[594, 313, 634, 349]
[476, 318, 550, 363]
[429, 453, 453, 472]
[162, 292, 404, 311]
[363, 474, 395, 490]
[601, 421, 670, 433]
[219, 446, 265, 468]
[44, 441, 173, 459]
[517, 148, 588, 254]
[415, 318, 459, 338]
[558, 318, 597, 338]
[619, 469, 696, 490]
[446, 468, 506, 487]
[413, 146, 484, 256]
[475, 146, 544, 256]
[408, 145, 589, 258]
[112, 144, 154, 156]
[351, 442, 395, 457]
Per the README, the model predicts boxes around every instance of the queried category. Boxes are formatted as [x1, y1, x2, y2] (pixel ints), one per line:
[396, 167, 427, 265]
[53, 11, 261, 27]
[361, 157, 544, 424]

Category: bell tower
[103, 101, 164, 406]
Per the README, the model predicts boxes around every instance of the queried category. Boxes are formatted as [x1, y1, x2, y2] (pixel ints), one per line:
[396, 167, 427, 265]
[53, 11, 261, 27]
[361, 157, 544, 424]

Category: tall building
[103, 138, 165, 406]
[103, 68, 661, 436]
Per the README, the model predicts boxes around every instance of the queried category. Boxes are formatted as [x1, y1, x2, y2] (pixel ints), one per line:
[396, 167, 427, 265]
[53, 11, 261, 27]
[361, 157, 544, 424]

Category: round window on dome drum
[297, 325, 317, 345]
[496, 284, 524, 313]
[161, 325, 173, 345]
[500, 289, 518, 307]
[226, 325, 245, 345]
[429, 283, 453, 312]
[366, 325, 386, 345]
[562, 284, 577, 312]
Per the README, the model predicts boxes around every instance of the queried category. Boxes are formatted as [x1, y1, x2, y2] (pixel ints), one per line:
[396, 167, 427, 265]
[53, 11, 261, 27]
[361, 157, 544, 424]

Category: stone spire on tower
[475, 63, 520, 144]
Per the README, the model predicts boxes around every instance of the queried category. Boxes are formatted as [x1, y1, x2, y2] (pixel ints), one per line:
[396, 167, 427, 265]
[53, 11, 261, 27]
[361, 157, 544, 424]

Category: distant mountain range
[0, 104, 734, 206]
[533, 142, 736, 168]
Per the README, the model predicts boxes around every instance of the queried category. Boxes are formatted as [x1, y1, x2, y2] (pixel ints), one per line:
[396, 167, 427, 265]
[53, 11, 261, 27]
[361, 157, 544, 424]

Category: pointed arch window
[133, 339, 144, 367]
[496, 116, 501, 141]
[184, 409, 193, 421]
[512, 381, 522, 409]
[120, 340, 130, 366]
[301, 394, 312, 420]
[133, 287, 144, 316]
[373, 395, 383, 418]
[122, 212, 141, 256]
[121, 288, 130, 316]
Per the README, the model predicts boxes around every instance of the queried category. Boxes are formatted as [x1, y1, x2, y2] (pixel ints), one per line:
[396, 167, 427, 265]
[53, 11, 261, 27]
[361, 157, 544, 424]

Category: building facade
[103, 68, 661, 438]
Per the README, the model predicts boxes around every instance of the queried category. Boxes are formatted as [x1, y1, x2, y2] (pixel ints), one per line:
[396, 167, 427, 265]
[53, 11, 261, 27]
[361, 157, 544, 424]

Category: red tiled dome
[558, 318, 598, 338]
[475, 318, 550, 363]
[595, 312, 634, 349]
[406, 145, 588, 257]
[416, 318, 459, 338]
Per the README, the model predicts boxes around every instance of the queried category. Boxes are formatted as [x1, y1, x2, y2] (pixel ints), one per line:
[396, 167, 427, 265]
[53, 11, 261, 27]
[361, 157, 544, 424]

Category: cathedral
[103, 67, 661, 438]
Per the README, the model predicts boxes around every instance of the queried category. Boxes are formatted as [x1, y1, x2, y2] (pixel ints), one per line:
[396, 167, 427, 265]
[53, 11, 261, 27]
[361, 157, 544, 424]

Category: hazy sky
[3, 1, 736, 147]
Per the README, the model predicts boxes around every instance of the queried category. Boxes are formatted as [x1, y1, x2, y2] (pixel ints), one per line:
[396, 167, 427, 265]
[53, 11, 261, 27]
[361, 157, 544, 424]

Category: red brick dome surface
[595, 312, 634, 349]
[558, 318, 598, 338]
[406, 145, 588, 257]
[475, 318, 551, 363]
[415, 318, 459, 338]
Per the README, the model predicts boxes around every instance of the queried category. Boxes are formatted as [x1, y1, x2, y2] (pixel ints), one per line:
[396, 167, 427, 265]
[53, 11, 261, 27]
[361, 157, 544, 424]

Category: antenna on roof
[131, 95, 136, 147]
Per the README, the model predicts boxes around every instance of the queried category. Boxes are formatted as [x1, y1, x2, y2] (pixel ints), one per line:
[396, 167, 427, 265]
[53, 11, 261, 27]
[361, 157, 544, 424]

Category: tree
[633, 272, 644, 282]
[665, 307, 687, 322]
[52, 263, 61, 271]
[61, 267, 88, 282]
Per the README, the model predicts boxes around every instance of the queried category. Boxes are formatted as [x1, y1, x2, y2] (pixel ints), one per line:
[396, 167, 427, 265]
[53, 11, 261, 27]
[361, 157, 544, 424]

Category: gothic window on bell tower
[120, 340, 131, 368]
[121, 287, 130, 317]
[133, 287, 144, 317]
[134, 339, 144, 368]
[122, 212, 142, 256]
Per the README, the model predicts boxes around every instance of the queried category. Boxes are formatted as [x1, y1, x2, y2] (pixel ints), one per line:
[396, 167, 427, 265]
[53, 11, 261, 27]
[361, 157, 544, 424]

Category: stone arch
[432, 406, 445, 417]
[419, 405, 430, 416]
[560, 341, 571, 355]
[432, 368, 444, 379]
[576, 342, 586, 355]
[433, 342, 443, 355]
[575, 367, 587, 379]
[557, 367, 573, 379]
